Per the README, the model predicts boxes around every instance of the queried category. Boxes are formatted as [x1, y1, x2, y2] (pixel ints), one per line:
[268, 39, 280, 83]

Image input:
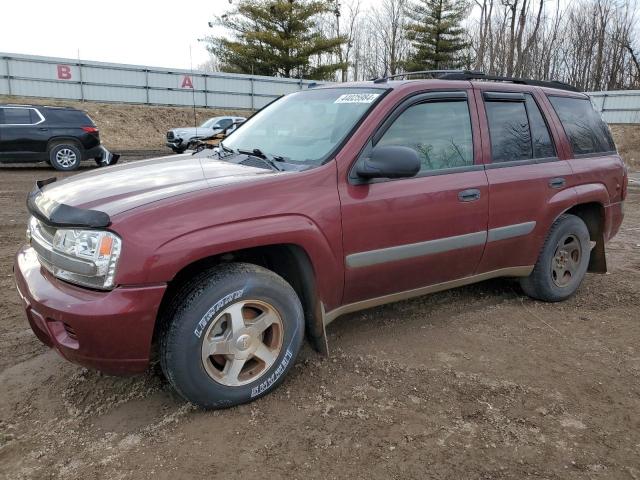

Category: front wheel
[160, 263, 305, 409]
[520, 214, 591, 302]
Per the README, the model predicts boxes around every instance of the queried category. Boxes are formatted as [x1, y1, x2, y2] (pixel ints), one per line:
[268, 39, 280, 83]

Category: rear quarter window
[44, 109, 94, 126]
[548, 96, 616, 155]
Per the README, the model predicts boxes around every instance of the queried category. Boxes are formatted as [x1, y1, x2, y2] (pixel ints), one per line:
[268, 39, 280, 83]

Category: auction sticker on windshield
[334, 93, 380, 104]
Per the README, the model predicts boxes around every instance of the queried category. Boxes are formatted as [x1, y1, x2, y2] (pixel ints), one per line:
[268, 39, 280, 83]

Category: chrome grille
[38, 221, 56, 244]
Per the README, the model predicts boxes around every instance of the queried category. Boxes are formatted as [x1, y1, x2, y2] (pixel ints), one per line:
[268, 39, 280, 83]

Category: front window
[222, 88, 385, 165]
[200, 117, 224, 128]
[376, 100, 474, 172]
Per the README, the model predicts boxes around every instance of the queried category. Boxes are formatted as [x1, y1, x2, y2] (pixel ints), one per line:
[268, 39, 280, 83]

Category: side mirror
[356, 145, 420, 180]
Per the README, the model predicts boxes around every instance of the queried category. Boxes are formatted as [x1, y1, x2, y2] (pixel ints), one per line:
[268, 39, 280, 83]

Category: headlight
[28, 216, 122, 290]
[51, 229, 122, 289]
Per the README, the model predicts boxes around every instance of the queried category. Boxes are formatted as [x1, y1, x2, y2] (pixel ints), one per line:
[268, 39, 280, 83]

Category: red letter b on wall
[57, 65, 72, 80]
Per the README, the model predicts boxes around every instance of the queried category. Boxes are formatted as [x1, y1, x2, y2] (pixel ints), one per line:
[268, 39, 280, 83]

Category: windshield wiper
[237, 148, 285, 172]
[217, 141, 236, 158]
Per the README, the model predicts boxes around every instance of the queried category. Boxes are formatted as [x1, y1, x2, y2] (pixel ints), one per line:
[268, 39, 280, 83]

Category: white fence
[1, 53, 638, 122]
[588, 90, 640, 124]
[0, 52, 318, 111]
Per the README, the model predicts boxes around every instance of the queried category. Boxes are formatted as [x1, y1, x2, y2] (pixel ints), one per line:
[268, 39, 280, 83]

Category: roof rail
[439, 71, 580, 92]
[371, 69, 580, 93]
[372, 69, 478, 83]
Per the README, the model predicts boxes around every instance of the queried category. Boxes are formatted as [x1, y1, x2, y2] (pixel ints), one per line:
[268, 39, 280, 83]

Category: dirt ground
[0, 159, 639, 480]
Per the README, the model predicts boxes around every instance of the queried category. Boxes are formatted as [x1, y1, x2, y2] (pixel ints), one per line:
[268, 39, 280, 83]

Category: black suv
[0, 104, 114, 171]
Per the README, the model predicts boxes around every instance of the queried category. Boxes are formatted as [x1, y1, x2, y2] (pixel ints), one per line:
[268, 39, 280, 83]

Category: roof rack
[439, 71, 580, 92]
[372, 69, 580, 92]
[373, 69, 474, 83]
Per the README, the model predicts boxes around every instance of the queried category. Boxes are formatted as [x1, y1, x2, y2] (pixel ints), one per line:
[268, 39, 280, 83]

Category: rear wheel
[160, 263, 305, 409]
[49, 144, 81, 171]
[520, 214, 591, 302]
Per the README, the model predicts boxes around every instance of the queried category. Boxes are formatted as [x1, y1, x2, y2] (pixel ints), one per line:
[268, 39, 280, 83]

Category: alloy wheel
[200, 300, 283, 386]
[55, 148, 78, 168]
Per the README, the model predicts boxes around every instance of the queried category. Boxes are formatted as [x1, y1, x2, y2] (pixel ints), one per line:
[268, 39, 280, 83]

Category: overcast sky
[0, 0, 236, 69]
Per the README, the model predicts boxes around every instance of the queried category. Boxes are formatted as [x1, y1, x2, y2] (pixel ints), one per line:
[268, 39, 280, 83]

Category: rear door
[339, 90, 489, 304]
[474, 88, 574, 274]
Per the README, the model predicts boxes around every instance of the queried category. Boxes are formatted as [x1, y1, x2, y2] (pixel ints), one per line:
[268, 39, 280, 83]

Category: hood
[38, 154, 274, 218]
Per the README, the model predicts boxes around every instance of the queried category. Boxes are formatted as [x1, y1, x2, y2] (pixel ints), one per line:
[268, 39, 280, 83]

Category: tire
[171, 146, 187, 154]
[520, 214, 591, 302]
[49, 143, 82, 171]
[160, 263, 305, 409]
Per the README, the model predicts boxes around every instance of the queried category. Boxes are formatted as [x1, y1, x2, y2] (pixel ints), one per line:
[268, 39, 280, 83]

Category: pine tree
[404, 0, 469, 71]
[207, 0, 346, 80]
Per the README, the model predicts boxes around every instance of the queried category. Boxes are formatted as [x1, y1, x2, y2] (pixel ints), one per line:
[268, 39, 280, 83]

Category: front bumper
[166, 138, 184, 150]
[14, 246, 166, 375]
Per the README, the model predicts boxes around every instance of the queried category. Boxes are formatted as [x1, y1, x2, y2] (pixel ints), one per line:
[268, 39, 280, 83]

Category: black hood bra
[27, 178, 111, 228]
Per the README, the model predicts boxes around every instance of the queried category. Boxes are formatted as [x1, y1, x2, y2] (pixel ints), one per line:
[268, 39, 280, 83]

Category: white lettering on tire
[251, 348, 293, 398]
[193, 289, 244, 338]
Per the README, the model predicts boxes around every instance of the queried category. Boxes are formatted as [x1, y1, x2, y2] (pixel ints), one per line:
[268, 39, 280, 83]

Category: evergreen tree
[207, 0, 346, 80]
[404, 0, 469, 71]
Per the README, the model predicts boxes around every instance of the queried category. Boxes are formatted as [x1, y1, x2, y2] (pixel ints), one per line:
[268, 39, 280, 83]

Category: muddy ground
[0, 159, 639, 480]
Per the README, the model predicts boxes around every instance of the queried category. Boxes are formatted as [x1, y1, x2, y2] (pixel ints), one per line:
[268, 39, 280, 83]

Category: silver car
[166, 116, 246, 153]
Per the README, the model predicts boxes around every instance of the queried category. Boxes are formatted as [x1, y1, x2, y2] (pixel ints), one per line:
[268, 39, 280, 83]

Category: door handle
[38, 128, 48, 131]
[549, 177, 566, 189]
[458, 188, 481, 202]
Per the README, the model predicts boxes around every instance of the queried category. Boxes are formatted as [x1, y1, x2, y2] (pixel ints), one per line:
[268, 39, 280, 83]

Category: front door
[339, 90, 489, 304]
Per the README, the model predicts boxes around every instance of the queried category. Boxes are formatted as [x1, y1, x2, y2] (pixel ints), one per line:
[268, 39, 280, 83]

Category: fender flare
[146, 214, 344, 311]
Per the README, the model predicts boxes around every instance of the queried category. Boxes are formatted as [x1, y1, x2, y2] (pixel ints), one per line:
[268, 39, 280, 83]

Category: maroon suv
[14, 72, 627, 408]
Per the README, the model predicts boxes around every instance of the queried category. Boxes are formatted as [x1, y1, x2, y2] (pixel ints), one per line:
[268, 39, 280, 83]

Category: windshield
[222, 88, 385, 164]
[200, 117, 224, 128]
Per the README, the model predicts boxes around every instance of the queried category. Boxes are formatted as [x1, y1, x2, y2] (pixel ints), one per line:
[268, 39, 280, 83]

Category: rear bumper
[14, 246, 166, 375]
[83, 145, 104, 160]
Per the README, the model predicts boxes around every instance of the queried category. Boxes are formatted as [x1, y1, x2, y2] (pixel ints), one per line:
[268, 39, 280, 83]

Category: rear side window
[0, 107, 33, 125]
[548, 96, 615, 155]
[525, 95, 555, 158]
[376, 100, 474, 172]
[485, 94, 556, 162]
[485, 101, 532, 162]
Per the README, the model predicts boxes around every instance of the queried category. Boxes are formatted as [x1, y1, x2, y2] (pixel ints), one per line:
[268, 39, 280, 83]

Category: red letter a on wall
[181, 75, 194, 88]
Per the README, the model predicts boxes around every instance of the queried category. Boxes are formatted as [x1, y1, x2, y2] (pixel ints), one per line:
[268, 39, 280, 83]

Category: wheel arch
[562, 201, 607, 273]
[154, 243, 328, 355]
[46, 136, 83, 151]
